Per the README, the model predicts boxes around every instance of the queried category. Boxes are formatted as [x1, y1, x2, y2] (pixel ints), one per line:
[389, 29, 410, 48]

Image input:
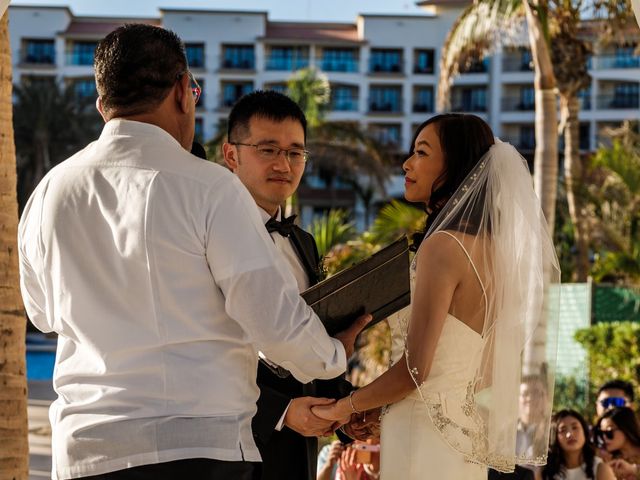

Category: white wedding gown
[380, 242, 488, 479]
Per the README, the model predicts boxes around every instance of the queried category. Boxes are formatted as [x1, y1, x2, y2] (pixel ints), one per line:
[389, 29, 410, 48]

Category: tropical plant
[13, 79, 102, 210]
[575, 321, 640, 413]
[0, 11, 29, 478]
[308, 209, 357, 259]
[368, 200, 425, 245]
[286, 68, 330, 129]
[586, 123, 640, 283]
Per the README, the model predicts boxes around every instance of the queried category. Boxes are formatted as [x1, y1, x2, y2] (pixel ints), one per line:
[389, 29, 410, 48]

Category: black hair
[597, 380, 635, 402]
[94, 23, 187, 117]
[227, 90, 307, 143]
[408, 114, 494, 250]
[542, 410, 595, 480]
[595, 407, 640, 452]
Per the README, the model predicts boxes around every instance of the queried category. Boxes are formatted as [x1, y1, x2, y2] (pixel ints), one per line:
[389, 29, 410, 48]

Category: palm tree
[0, 11, 29, 479]
[438, 0, 559, 235]
[13, 79, 101, 211]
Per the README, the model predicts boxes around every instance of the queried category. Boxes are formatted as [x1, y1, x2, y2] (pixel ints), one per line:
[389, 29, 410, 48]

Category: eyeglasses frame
[230, 142, 310, 165]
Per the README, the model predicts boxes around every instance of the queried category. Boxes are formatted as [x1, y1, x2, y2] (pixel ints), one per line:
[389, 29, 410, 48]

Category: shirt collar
[259, 206, 281, 224]
[100, 119, 184, 150]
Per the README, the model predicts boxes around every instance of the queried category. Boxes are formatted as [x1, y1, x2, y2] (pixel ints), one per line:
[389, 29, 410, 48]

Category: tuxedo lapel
[288, 227, 321, 286]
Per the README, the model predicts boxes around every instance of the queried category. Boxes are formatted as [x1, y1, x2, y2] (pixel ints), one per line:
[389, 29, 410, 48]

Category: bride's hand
[312, 397, 352, 426]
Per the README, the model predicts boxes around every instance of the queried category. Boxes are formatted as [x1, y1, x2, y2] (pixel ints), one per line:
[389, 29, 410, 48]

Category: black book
[302, 236, 411, 335]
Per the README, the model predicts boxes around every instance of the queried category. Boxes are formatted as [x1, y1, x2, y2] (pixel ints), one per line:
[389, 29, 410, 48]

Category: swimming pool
[26, 333, 56, 381]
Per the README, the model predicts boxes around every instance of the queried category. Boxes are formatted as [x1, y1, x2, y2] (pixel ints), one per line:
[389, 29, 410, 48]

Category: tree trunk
[0, 12, 29, 480]
[561, 94, 590, 281]
[524, 0, 558, 235]
[522, 0, 558, 378]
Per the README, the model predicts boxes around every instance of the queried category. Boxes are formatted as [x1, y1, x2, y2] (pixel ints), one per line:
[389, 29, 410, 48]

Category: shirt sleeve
[18, 185, 53, 333]
[205, 177, 346, 383]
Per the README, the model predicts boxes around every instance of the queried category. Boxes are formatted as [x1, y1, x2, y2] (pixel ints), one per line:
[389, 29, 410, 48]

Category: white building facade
[8, 3, 640, 228]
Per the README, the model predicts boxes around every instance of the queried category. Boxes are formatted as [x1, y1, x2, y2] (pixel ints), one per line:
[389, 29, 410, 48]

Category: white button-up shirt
[18, 120, 346, 480]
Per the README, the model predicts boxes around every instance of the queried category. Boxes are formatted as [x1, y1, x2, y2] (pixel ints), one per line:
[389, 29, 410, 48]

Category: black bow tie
[265, 215, 297, 237]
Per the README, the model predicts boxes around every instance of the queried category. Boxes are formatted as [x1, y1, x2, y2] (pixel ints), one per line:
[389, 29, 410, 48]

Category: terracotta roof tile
[264, 22, 361, 43]
[64, 18, 160, 36]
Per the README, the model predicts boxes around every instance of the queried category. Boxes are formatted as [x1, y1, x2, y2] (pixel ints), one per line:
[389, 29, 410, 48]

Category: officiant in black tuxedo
[222, 90, 353, 480]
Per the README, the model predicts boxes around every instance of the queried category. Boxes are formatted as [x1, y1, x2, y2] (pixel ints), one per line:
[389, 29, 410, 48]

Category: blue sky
[10, 0, 427, 22]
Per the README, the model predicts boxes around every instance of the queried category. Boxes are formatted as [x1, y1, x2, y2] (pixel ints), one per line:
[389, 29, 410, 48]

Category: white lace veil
[404, 139, 560, 472]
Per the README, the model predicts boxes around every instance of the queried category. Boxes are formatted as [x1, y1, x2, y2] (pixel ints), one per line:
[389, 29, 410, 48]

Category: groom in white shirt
[18, 24, 368, 480]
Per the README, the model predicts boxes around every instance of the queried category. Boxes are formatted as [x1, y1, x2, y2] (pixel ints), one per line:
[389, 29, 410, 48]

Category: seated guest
[595, 407, 640, 479]
[542, 410, 614, 480]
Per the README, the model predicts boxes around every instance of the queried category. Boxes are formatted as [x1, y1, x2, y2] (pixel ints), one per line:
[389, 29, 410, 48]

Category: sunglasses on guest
[599, 397, 627, 409]
[597, 428, 620, 440]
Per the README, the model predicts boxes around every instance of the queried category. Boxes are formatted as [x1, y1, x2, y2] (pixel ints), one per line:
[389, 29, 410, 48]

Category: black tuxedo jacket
[252, 224, 353, 480]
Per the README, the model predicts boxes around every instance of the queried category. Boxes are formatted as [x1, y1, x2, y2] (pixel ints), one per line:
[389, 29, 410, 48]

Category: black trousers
[79, 458, 261, 480]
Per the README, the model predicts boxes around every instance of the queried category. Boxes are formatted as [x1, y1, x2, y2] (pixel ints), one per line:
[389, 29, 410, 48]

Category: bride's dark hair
[409, 113, 494, 250]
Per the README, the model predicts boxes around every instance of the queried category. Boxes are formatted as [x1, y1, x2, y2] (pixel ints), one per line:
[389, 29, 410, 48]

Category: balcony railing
[331, 98, 359, 111]
[592, 54, 640, 70]
[451, 101, 487, 113]
[65, 51, 95, 66]
[221, 58, 255, 70]
[317, 58, 359, 73]
[369, 60, 404, 74]
[20, 50, 55, 65]
[502, 56, 534, 72]
[265, 55, 310, 71]
[413, 102, 434, 113]
[596, 94, 640, 109]
[368, 98, 403, 113]
[502, 134, 535, 150]
[501, 96, 535, 111]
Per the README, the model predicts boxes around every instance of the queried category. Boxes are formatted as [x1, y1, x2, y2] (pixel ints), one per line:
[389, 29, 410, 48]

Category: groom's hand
[284, 397, 336, 437]
[334, 313, 372, 358]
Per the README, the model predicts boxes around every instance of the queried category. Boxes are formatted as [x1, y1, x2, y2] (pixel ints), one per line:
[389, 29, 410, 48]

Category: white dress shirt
[18, 119, 346, 480]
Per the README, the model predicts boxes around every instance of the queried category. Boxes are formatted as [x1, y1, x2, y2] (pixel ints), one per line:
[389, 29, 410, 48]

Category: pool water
[26, 350, 56, 381]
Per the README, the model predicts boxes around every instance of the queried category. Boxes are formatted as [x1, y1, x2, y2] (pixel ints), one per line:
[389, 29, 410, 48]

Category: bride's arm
[315, 234, 463, 421]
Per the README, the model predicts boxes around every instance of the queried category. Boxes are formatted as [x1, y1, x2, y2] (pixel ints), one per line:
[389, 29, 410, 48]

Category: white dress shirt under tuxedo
[18, 120, 346, 480]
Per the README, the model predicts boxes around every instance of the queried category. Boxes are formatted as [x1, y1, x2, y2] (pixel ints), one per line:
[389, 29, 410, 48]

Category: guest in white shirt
[222, 90, 354, 480]
[18, 24, 368, 480]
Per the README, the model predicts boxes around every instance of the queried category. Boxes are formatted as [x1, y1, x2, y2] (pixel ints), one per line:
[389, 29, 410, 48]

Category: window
[452, 87, 487, 112]
[185, 43, 205, 69]
[519, 87, 535, 110]
[320, 48, 358, 72]
[194, 118, 204, 143]
[614, 45, 639, 68]
[612, 82, 639, 108]
[222, 81, 253, 108]
[369, 86, 402, 112]
[370, 123, 402, 147]
[222, 45, 255, 69]
[369, 49, 402, 73]
[196, 78, 205, 107]
[73, 78, 97, 99]
[579, 123, 590, 151]
[578, 87, 591, 110]
[460, 58, 489, 73]
[519, 125, 535, 150]
[266, 46, 309, 71]
[520, 50, 533, 71]
[413, 86, 434, 112]
[331, 85, 358, 111]
[68, 41, 97, 66]
[414, 49, 434, 74]
[23, 39, 55, 64]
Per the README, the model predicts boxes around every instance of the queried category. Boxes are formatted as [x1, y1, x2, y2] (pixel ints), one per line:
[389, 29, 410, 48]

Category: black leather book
[301, 236, 411, 335]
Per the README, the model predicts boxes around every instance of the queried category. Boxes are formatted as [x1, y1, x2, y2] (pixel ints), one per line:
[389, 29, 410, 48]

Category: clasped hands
[285, 395, 380, 441]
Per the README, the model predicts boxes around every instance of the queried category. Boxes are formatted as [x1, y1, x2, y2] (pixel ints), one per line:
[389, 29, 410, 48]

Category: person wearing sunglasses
[594, 407, 640, 479]
[596, 380, 635, 418]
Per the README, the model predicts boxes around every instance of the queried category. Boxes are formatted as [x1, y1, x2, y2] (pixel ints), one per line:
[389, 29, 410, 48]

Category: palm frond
[368, 200, 425, 244]
[438, 0, 524, 110]
[307, 209, 357, 258]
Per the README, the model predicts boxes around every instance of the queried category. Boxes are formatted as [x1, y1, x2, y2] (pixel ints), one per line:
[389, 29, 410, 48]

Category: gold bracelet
[348, 390, 361, 415]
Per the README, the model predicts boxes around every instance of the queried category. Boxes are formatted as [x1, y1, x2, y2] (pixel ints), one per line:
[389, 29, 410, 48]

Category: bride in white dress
[314, 114, 560, 479]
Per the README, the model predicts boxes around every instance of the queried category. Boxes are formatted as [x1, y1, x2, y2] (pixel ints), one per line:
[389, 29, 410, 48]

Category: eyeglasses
[599, 397, 627, 410]
[177, 70, 201, 105]
[230, 142, 309, 165]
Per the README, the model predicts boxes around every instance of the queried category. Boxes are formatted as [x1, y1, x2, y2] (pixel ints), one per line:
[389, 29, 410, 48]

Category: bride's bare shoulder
[415, 231, 469, 272]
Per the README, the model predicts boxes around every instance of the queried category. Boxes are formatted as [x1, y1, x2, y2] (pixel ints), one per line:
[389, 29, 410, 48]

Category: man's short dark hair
[227, 90, 307, 143]
[597, 379, 635, 401]
[94, 23, 187, 117]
